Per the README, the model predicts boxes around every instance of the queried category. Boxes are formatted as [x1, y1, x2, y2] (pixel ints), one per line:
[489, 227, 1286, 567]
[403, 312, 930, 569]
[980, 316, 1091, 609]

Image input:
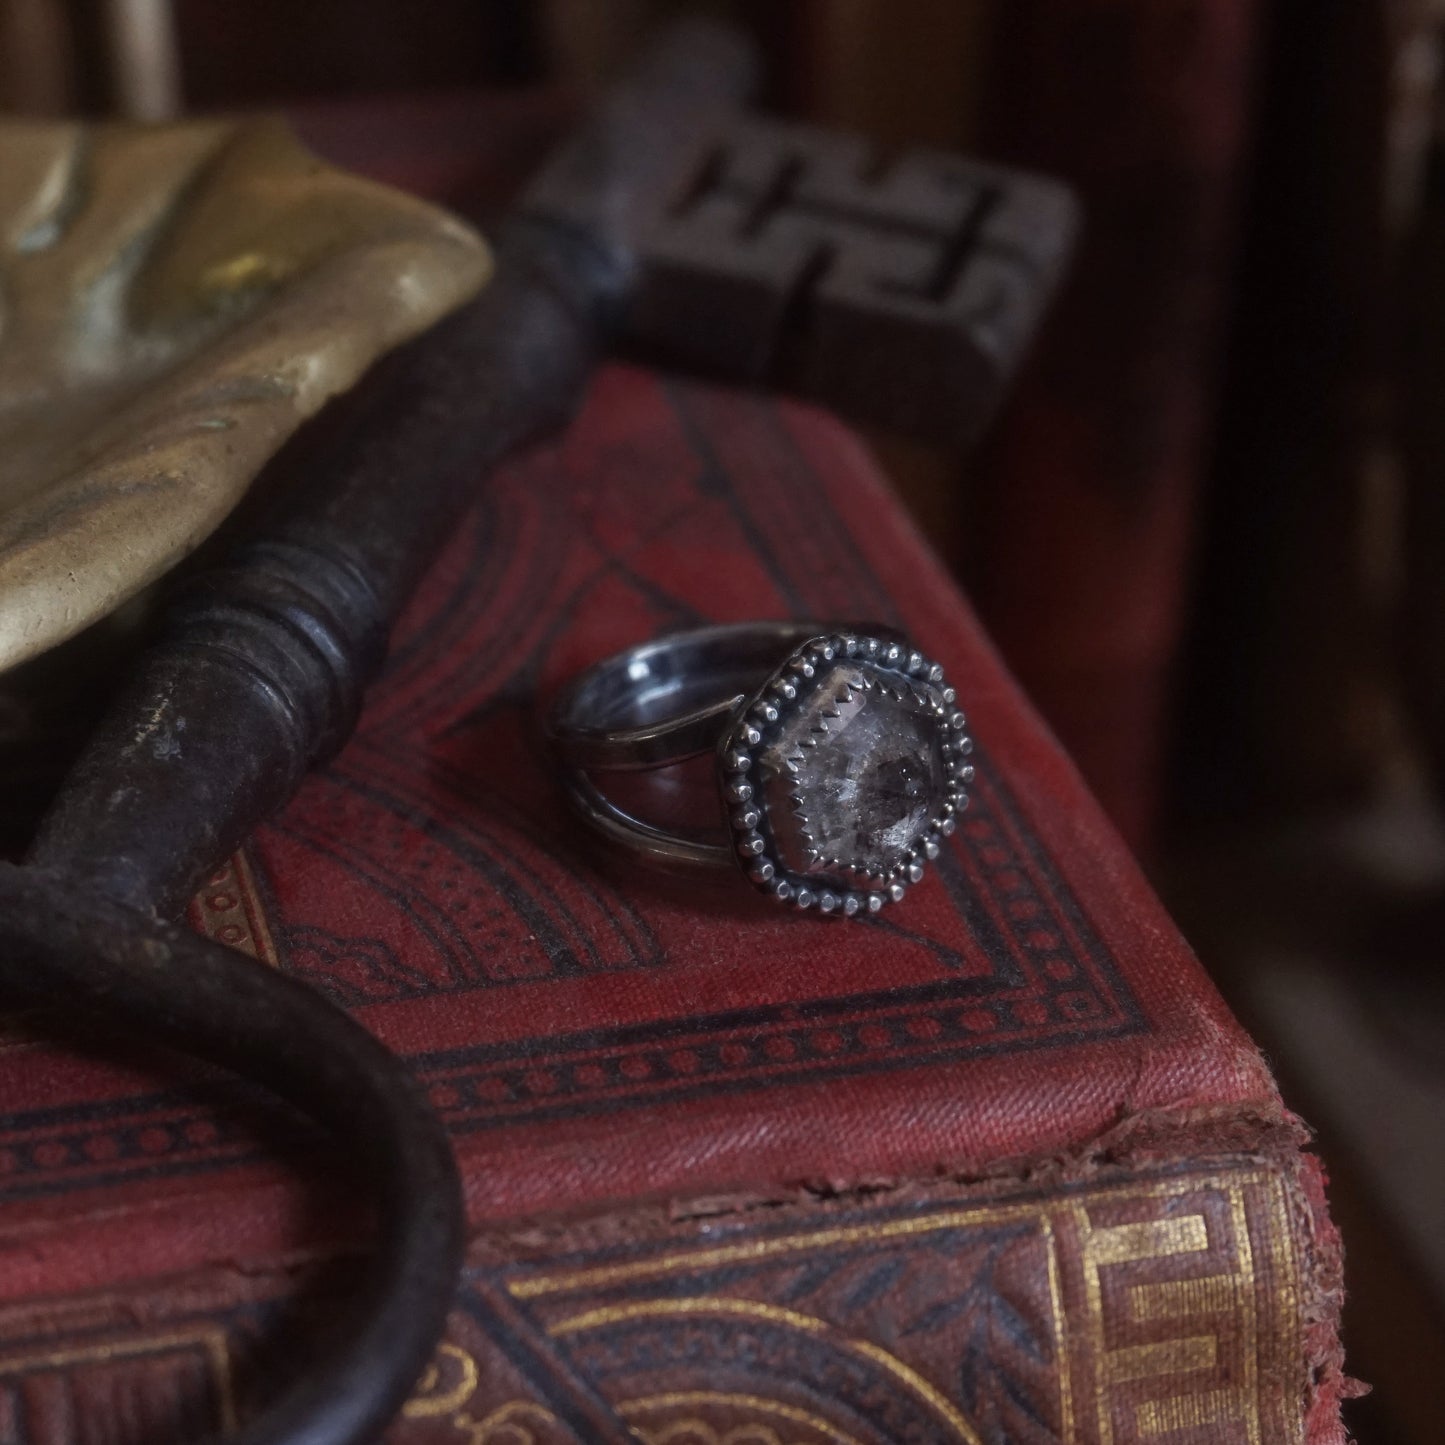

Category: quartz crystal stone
[758, 663, 948, 887]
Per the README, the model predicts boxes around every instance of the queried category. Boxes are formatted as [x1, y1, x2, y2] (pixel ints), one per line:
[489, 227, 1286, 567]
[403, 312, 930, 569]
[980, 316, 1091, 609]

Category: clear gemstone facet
[758, 663, 948, 887]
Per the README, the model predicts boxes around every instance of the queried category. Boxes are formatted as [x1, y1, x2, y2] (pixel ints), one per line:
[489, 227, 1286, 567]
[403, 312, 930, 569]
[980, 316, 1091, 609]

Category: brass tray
[0, 117, 490, 673]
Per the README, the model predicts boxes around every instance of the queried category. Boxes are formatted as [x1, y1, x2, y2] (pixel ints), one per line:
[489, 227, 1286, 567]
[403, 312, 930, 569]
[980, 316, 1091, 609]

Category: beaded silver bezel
[716, 632, 972, 916]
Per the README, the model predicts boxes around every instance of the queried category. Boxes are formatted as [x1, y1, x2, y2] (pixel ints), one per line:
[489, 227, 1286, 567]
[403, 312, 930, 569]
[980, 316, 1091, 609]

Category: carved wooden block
[624, 117, 1078, 445]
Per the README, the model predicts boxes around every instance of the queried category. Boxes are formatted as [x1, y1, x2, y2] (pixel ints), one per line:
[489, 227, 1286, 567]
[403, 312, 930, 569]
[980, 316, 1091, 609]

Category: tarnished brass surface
[0, 116, 490, 673]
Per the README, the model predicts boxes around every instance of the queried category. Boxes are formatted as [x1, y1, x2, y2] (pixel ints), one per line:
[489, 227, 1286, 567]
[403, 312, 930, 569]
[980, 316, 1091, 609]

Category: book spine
[0, 1155, 1342, 1444]
[971, 0, 1258, 850]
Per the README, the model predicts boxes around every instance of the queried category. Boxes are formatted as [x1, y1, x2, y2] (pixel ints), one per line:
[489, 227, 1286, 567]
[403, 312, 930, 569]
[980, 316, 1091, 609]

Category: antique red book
[0, 365, 1349, 1443]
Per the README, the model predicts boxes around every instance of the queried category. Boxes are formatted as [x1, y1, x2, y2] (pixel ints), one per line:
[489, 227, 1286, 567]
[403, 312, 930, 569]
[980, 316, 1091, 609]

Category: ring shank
[547, 620, 902, 873]
[559, 768, 735, 870]
[548, 621, 895, 769]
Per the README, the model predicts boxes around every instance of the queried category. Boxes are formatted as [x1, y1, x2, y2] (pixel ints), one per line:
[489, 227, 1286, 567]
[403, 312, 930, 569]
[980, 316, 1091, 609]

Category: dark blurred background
[3, 2, 1442, 1439]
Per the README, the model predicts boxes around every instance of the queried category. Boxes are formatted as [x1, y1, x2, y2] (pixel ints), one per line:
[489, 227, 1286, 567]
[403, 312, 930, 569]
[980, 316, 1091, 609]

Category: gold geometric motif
[1102, 1337, 1217, 1383]
[1071, 1172, 1301, 1445]
[628, 1425, 808, 1445]
[496, 1168, 1305, 1445]
[1136, 1387, 1246, 1436]
[1129, 1276, 1241, 1322]
[0, 1168, 1299, 1444]
[1084, 1216, 1211, 1266]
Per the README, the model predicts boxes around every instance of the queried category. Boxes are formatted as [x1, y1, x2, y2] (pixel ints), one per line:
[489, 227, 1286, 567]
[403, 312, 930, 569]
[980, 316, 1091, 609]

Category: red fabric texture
[0, 94, 1345, 1444]
[0, 368, 1281, 1300]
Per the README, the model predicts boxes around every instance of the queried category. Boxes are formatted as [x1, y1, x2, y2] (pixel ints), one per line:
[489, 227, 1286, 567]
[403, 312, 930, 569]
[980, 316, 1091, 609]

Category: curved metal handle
[3, 25, 768, 1443]
[0, 863, 464, 1445]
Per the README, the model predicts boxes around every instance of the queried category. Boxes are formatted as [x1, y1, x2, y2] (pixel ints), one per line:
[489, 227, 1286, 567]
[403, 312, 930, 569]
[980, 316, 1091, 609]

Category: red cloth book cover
[0, 365, 1348, 1444]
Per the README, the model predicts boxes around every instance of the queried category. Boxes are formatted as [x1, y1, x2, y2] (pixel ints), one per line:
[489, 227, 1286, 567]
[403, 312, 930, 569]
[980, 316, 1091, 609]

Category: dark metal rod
[4, 20, 758, 1445]
[27, 222, 601, 916]
[0, 863, 461, 1445]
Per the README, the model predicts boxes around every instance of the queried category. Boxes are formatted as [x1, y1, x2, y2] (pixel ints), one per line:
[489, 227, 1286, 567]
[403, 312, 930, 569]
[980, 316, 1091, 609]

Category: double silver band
[547, 622, 836, 870]
[547, 620, 972, 912]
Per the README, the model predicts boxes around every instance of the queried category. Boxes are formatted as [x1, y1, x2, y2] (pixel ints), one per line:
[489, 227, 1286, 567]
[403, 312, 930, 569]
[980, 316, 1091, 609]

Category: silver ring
[547, 621, 974, 916]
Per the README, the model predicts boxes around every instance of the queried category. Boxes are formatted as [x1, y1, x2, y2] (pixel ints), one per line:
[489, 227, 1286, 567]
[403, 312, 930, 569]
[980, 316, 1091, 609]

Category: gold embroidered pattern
[550, 1298, 982, 1444]
[399, 1344, 561, 1444]
[403, 1341, 480, 1418]
[509, 1204, 1066, 1300]
[452, 1399, 560, 1445]
[549, 1297, 829, 1338]
[510, 1166, 1301, 1445]
[620, 1393, 865, 1445]
[627, 1417, 831, 1445]
[0, 1167, 1304, 1444]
